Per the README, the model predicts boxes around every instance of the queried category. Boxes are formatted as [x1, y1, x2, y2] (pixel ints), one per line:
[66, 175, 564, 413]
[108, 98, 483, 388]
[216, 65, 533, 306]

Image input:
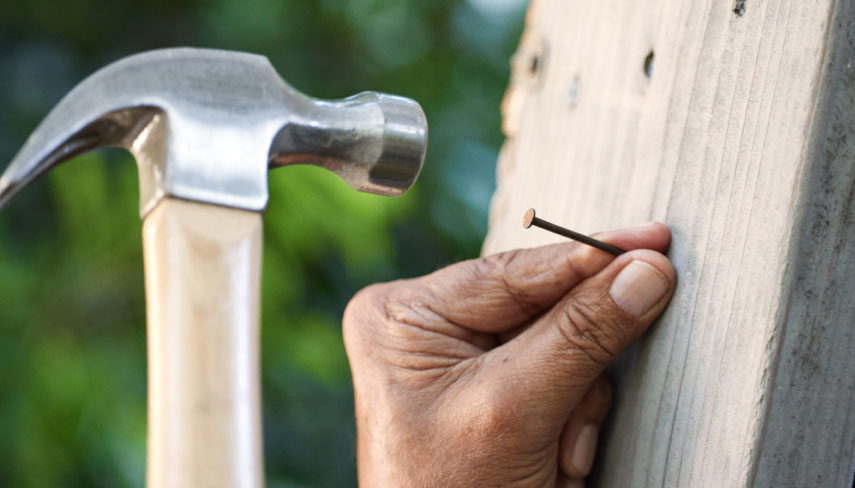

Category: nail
[571, 424, 599, 477]
[522, 208, 627, 256]
[610, 260, 670, 317]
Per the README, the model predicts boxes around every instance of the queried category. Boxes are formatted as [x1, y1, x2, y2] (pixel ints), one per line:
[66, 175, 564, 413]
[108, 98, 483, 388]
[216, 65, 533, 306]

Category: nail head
[523, 208, 536, 228]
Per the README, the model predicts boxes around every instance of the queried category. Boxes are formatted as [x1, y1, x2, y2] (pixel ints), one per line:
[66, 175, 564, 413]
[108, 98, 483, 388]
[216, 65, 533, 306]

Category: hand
[343, 223, 675, 487]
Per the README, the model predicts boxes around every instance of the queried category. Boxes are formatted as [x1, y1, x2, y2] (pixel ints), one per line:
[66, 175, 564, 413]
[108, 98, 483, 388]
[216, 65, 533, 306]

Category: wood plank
[484, 1, 855, 486]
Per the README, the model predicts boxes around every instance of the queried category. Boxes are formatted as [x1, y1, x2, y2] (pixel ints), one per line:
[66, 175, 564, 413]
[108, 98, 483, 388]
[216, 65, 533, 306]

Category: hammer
[0, 48, 427, 487]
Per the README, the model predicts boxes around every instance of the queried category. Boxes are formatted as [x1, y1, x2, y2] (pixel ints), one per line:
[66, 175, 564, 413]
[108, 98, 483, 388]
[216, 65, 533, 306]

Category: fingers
[479, 248, 675, 421]
[413, 222, 671, 334]
[556, 474, 585, 488]
[559, 376, 612, 479]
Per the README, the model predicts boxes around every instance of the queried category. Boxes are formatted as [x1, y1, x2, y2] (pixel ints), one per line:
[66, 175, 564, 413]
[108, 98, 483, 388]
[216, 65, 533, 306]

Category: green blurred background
[0, 1, 525, 486]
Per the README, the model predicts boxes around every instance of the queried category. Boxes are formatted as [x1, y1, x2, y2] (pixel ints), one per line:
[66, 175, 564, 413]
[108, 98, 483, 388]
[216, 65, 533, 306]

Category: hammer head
[0, 48, 427, 216]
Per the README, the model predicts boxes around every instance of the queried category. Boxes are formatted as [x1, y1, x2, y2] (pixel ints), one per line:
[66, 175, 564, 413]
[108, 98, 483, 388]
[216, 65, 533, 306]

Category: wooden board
[483, 1, 855, 486]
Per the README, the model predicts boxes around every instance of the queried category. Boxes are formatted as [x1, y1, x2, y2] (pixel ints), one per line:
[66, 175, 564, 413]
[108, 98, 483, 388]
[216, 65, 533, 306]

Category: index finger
[415, 222, 671, 334]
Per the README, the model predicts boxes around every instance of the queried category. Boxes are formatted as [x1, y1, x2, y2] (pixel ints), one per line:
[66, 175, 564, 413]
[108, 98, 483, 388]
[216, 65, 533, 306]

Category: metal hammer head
[0, 48, 427, 216]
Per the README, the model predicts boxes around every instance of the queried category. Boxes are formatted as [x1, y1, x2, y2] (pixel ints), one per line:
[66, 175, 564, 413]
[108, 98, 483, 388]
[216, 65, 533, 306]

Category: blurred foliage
[0, 0, 525, 486]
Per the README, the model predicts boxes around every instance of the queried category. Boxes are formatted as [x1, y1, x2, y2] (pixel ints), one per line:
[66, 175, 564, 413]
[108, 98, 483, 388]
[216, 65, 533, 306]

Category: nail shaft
[522, 208, 626, 256]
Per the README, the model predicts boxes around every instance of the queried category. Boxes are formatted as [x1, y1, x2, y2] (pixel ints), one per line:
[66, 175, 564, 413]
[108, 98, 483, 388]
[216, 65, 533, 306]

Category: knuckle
[477, 249, 542, 315]
[478, 402, 516, 438]
[342, 283, 391, 348]
[344, 283, 387, 321]
[343, 280, 436, 352]
[474, 386, 524, 438]
[380, 283, 434, 330]
[483, 248, 521, 272]
[555, 297, 629, 367]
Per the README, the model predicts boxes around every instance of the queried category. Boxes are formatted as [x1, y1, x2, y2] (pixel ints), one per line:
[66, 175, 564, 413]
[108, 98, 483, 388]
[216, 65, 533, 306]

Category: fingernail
[610, 260, 670, 317]
[571, 424, 599, 477]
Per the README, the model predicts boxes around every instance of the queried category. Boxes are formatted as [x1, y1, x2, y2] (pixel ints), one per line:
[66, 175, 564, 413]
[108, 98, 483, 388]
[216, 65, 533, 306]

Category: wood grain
[143, 198, 263, 488]
[484, 1, 855, 486]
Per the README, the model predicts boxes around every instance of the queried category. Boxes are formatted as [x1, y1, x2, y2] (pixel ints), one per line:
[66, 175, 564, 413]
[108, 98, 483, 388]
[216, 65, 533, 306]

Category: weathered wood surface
[484, 1, 855, 486]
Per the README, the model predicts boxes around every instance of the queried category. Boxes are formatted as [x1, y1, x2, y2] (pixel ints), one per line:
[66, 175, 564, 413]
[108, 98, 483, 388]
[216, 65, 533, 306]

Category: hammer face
[269, 91, 427, 197]
[0, 48, 428, 216]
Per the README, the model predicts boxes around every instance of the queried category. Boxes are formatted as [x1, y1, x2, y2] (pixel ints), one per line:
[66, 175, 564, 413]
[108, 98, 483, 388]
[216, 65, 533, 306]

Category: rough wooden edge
[752, 1, 855, 485]
[484, 0, 542, 255]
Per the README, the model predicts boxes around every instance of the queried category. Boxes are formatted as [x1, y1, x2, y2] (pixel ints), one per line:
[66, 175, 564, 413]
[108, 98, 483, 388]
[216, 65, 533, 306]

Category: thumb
[479, 250, 676, 425]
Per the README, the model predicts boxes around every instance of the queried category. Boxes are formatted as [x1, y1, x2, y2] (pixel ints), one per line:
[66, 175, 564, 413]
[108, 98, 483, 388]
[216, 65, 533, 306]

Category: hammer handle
[143, 198, 264, 488]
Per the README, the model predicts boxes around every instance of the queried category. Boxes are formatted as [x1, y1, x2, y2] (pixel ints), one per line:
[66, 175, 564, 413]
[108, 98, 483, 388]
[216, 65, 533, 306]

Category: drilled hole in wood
[644, 51, 655, 79]
[529, 54, 541, 75]
[568, 76, 581, 108]
[518, 37, 548, 88]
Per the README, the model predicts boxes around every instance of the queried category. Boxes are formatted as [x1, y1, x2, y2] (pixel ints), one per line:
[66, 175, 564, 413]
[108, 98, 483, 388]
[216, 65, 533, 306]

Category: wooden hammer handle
[143, 198, 264, 488]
